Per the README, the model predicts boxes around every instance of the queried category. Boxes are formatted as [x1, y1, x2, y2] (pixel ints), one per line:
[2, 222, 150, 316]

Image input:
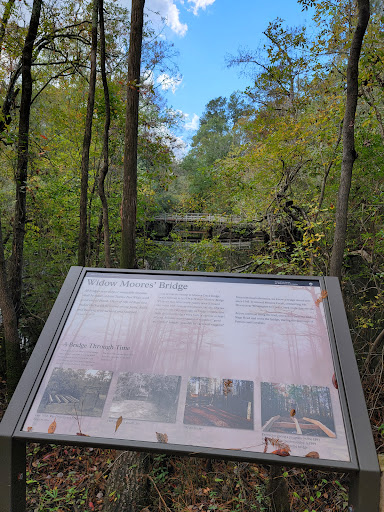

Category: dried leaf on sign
[48, 419, 56, 434]
[156, 432, 168, 443]
[305, 451, 320, 458]
[115, 416, 123, 432]
[315, 290, 328, 306]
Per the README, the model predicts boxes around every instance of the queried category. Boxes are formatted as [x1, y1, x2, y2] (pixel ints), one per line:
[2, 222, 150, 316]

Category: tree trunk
[98, 0, 112, 267]
[103, 451, 150, 512]
[78, 0, 98, 266]
[120, 0, 145, 269]
[8, 0, 42, 318]
[0, 213, 22, 396]
[0, 0, 16, 57]
[329, 0, 370, 278]
[267, 465, 290, 512]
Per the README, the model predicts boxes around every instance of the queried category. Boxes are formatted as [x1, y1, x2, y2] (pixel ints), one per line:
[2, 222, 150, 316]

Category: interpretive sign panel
[0, 268, 380, 512]
[22, 271, 350, 462]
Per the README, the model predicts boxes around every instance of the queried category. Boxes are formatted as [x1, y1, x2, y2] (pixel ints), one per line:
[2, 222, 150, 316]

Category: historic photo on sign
[261, 382, 336, 438]
[38, 368, 113, 417]
[184, 377, 254, 429]
[109, 372, 181, 423]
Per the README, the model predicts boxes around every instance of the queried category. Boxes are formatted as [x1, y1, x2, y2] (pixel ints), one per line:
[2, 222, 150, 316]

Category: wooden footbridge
[152, 213, 246, 224]
[145, 213, 265, 249]
[262, 414, 336, 438]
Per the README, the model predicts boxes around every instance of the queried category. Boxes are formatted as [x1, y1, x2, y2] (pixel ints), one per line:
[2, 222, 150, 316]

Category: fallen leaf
[290, 409, 296, 417]
[156, 432, 168, 443]
[315, 290, 328, 306]
[48, 419, 56, 434]
[115, 416, 123, 432]
[305, 451, 320, 459]
[332, 373, 338, 389]
[223, 379, 233, 396]
[27, 426, 33, 432]
[76, 432, 89, 436]
[271, 449, 290, 457]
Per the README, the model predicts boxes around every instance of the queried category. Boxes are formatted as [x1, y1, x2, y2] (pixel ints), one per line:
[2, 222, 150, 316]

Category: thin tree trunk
[98, 0, 112, 267]
[0, 0, 16, 57]
[78, 0, 98, 266]
[361, 86, 384, 144]
[8, 0, 42, 318]
[329, 0, 370, 278]
[315, 120, 343, 223]
[0, 213, 22, 396]
[120, 0, 145, 269]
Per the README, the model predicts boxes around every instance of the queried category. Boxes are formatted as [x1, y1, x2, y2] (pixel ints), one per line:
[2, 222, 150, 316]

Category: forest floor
[0, 386, 354, 512]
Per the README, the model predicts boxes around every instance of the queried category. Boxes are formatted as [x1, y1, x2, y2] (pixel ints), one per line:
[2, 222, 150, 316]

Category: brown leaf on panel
[76, 432, 90, 436]
[290, 409, 296, 417]
[264, 437, 290, 454]
[115, 416, 123, 432]
[315, 290, 328, 306]
[48, 419, 57, 434]
[223, 379, 233, 396]
[271, 449, 290, 457]
[332, 373, 338, 389]
[156, 432, 168, 443]
[305, 451, 320, 459]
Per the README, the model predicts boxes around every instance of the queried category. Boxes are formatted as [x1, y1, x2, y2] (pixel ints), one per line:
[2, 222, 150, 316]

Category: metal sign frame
[0, 267, 380, 511]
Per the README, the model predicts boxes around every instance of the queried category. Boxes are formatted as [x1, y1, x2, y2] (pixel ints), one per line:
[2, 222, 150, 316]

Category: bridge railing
[152, 213, 245, 224]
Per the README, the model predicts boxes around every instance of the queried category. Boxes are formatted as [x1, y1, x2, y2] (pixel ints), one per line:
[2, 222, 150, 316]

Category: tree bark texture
[120, 0, 145, 269]
[103, 451, 150, 512]
[98, 0, 112, 267]
[0, 0, 16, 57]
[329, 0, 370, 278]
[78, 0, 98, 266]
[8, 0, 42, 318]
[267, 465, 290, 512]
[0, 214, 22, 396]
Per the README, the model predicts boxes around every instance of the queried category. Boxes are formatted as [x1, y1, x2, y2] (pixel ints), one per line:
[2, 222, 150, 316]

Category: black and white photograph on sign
[37, 368, 113, 417]
[261, 382, 336, 438]
[183, 377, 254, 429]
[109, 373, 181, 423]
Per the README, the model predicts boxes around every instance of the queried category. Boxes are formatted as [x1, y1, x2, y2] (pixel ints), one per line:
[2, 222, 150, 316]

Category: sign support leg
[0, 437, 26, 512]
[349, 469, 380, 512]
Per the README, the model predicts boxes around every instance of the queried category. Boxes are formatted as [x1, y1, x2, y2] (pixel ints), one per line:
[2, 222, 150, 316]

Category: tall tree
[98, 0, 112, 267]
[120, 0, 145, 268]
[8, 0, 42, 317]
[0, 213, 22, 395]
[0, 0, 42, 393]
[78, 0, 99, 266]
[329, 0, 370, 278]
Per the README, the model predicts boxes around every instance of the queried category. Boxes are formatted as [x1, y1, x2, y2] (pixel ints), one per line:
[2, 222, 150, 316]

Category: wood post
[379, 454, 384, 512]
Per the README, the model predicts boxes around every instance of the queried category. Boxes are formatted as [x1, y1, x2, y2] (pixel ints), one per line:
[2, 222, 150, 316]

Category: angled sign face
[20, 270, 352, 464]
[1, 267, 380, 512]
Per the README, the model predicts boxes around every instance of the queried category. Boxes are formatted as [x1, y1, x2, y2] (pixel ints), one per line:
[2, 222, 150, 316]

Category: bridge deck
[152, 213, 247, 224]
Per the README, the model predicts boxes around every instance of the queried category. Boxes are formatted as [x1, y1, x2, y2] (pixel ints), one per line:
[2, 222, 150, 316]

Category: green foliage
[26, 444, 116, 511]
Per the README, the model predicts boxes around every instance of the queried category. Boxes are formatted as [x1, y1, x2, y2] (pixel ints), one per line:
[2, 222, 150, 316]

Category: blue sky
[143, 0, 315, 142]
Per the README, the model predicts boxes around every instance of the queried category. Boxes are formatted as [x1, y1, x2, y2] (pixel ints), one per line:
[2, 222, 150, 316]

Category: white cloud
[142, 69, 154, 85]
[187, 0, 215, 15]
[184, 113, 199, 131]
[146, 0, 188, 37]
[157, 73, 182, 94]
